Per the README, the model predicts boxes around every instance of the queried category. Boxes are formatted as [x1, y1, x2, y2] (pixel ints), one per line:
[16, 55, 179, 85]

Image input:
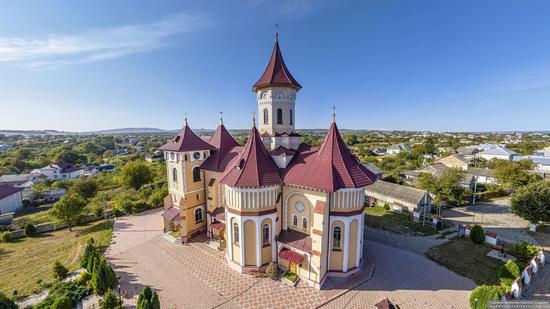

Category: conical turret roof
[218, 124, 282, 187]
[284, 121, 377, 192]
[252, 34, 301, 92]
[201, 122, 241, 172]
[159, 120, 215, 152]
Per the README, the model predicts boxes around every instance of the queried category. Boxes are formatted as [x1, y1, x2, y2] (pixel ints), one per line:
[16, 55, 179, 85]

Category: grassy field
[0, 221, 112, 297]
[426, 238, 504, 285]
[364, 206, 438, 236]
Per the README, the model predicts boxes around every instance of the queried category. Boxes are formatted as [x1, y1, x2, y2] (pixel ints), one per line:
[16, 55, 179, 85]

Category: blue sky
[1, 0, 550, 132]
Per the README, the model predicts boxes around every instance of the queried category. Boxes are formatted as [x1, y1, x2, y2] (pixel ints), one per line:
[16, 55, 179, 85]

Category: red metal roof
[218, 126, 282, 187]
[276, 230, 312, 253]
[161, 207, 181, 222]
[252, 35, 301, 92]
[278, 248, 304, 264]
[270, 146, 296, 157]
[0, 186, 23, 200]
[284, 122, 377, 192]
[159, 122, 215, 152]
[201, 124, 241, 172]
[210, 222, 225, 231]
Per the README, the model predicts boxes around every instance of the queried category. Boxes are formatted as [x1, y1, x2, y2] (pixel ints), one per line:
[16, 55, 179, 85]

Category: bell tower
[252, 33, 302, 150]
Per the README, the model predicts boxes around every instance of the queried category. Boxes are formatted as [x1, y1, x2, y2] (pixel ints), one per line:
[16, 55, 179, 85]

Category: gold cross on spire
[184, 112, 188, 126]
[332, 105, 336, 123]
[219, 111, 223, 125]
[275, 23, 279, 42]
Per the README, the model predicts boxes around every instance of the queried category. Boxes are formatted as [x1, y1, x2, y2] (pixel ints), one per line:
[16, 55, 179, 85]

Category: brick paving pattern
[107, 209, 475, 308]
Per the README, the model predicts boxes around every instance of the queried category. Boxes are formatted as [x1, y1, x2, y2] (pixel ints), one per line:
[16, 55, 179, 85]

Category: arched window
[262, 224, 270, 245]
[333, 227, 342, 250]
[302, 217, 307, 230]
[233, 222, 239, 245]
[277, 108, 283, 125]
[194, 207, 203, 223]
[292, 215, 298, 227]
[193, 167, 201, 182]
[172, 167, 178, 182]
[263, 109, 269, 125]
[290, 109, 293, 125]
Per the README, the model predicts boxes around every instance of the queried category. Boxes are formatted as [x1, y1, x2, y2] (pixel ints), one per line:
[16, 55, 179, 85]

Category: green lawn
[364, 207, 437, 236]
[0, 221, 113, 297]
[168, 230, 181, 238]
[426, 237, 504, 285]
[283, 271, 297, 282]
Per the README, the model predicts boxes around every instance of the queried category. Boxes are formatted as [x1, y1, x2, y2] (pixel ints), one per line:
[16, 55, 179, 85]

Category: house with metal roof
[157, 33, 376, 290]
[365, 181, 431, 213]
[479, 146, 517, 161]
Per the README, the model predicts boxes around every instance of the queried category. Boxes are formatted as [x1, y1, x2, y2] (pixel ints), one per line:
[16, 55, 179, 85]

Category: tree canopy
[510, 181, 550, 225]
[492, 159, 539, 190]
[419, 168, 470, 206]
[50, 194, 86, 231]
[119, 161, 153, 190]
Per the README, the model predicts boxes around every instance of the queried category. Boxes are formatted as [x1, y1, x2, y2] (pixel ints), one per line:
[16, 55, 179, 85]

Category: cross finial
[252, 110, 256, 128]
[184, 112, 188, 126]
[219, 111, 223, 125]
[275, 23, 279, 42]
[332, 105, 336, 123]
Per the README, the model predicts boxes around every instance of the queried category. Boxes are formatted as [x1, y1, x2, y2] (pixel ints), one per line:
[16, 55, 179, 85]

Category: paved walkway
[107, 209, 475, 309]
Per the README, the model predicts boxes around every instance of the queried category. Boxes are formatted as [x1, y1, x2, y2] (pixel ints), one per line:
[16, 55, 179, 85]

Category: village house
[467, 167, 497, 184]
[0, 174, 42, 188]
[402, 163, 475, 190]
[365, 180, 431, 213]
[363, 163, 384, 179]
[31, 162, 84, 181]
[436, 154, 469, 170]
[158, 34, 377, 289]
[478, 146, 517, 161]
[386, 143, 412, 155]
[0, 186, 24, 214]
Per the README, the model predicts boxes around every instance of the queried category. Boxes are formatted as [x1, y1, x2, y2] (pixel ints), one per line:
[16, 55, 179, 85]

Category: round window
[294, 201, 305, 213]
[193, 152, 201, 160]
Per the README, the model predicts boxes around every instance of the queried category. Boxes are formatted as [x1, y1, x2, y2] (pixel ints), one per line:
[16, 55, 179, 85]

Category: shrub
[35, 281, 92, 309]
[498, 260, 521, 288]
[469, 225, 485, 244]
[91, 257, 118, 295]
[100, 289, 122, 309]
[511, 241, 539, 263]
[1, 231, 11, 243]
[0, 291, 17, 309]
[51, 295, 73, 309]
[265, 262, 278, 280]
[52, 260, 69, 280]
[383, 203, 390, 210]
[137, 286, 160, 309]
[112, 207, 122, 217]
[81, 242, 99, 269]
[469, 285, 507, 309]
[76, 271, 91, 286]
[24, 223, 37, 237]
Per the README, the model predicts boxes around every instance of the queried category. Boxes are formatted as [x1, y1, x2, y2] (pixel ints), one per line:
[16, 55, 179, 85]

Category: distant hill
[90, 127, 176, 135]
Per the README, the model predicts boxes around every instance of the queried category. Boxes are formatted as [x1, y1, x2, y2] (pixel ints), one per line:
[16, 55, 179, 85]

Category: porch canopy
[278, 248, 304, 264]
[161, 207, 181, 222]
[210, 222, 225, 230]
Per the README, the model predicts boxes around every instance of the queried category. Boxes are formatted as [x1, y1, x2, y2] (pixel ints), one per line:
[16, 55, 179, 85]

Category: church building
[159, 33, 377, 289]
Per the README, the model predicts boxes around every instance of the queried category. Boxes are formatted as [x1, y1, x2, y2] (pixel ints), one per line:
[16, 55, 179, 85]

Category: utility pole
[472, 177, 477, 205]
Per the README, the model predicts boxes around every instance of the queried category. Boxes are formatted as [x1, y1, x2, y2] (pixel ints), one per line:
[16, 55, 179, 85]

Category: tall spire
[219, 111, 223, 125]
[184, 112, 188, 126]
[332, 106, 336, 123]
[252, 32, 302, 92]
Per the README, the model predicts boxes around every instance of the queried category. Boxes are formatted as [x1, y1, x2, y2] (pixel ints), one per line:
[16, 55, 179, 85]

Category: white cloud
[0, 13, 212, 70]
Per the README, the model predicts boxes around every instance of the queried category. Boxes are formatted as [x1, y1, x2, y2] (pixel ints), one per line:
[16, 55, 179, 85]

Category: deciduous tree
[50, 194, 86, 231]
